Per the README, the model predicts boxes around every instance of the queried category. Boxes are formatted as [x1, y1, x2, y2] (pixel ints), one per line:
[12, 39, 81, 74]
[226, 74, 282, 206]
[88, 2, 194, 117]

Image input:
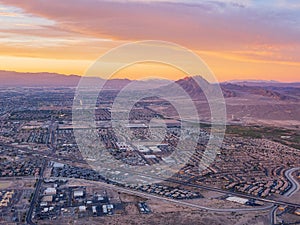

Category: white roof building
[79, 206, 86, 212]
[149, 146, 162, 152]
[144, 155, 156, 159]
[44, 188, 56, 195]
[226, 196, 248, 205]
[138, 145, 150, 153]
[74, 190, 84, 198]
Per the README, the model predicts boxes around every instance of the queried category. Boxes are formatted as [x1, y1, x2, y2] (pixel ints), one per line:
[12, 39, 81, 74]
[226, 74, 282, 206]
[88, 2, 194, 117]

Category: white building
[226, 196, 248, 204]
[74, 190, 84, 198]
[79, 206, 86, 212]
[44, 187, 56, 195]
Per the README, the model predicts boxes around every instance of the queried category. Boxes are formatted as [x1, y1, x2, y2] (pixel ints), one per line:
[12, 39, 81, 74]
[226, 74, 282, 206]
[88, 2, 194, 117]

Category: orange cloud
[0, 0, 299, 81]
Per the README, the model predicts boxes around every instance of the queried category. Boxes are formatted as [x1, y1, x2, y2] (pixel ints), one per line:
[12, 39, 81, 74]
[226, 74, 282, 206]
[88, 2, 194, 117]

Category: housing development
[0, 86, 299, 225]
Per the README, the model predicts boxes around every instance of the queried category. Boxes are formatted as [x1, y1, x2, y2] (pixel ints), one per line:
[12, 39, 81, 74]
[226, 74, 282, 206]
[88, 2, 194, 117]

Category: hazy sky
[0, 0, 300, 81]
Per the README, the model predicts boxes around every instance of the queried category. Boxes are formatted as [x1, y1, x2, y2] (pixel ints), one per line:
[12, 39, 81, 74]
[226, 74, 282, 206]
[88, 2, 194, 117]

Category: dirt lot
[70, 210, 269, 225]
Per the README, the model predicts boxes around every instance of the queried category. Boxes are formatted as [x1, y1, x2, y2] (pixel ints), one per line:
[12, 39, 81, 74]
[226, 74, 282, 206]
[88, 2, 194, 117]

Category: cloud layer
[0, 0, 300, 81]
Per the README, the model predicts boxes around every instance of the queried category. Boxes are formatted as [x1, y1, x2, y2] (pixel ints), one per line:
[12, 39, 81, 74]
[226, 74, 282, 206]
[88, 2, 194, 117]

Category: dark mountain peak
[178, 75, 209, 84]
[151, 75, 210, 100]
[176, 76, 237, 98]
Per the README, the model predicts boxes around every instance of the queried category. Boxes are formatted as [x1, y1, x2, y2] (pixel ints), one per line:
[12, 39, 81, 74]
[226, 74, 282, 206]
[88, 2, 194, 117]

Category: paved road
[284, 167, 300, 197]
[12, 141, 298, 208]
[4, 142, 87, 165]
[61, 177, 274, 213]
[104, 168, 300, 208]
[269, 167, 299, 225]
[116, 185, 274, 213]
[48, 118, 57, 153]
[25, 160, 47, 225]
[270, 205, 278, 225]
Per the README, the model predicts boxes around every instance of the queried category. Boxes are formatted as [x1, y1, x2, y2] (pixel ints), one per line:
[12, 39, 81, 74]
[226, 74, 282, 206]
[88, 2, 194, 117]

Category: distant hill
[0, 70, 170, 89]
[224, 80, 300, 88]
[1, 70, 299, 101]
[155, 76, 299, 100]
[220, 83, 298, 101]
[153, 76, 300, 127]
[0, 71, 82, 87]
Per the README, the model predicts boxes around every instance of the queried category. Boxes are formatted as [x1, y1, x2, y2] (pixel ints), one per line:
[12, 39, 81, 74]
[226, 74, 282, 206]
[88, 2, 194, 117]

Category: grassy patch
[226, 125, 300, 150]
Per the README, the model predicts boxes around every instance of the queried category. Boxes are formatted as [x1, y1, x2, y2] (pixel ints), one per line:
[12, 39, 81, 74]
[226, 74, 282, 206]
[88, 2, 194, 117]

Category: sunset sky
[0, 0, 300, 82]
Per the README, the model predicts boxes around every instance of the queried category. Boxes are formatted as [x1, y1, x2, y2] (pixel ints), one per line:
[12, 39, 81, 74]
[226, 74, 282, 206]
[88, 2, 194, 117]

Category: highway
[15, 147, 300, 208]
[8, 163, 299, 223]
[6, 137, 299, 223]
[9, 136, 299, 209]
[60, 177, 274, 213]
[116, 185, 274, 212]
[25, 160, 47, 225]
[100, 167, 300, 208]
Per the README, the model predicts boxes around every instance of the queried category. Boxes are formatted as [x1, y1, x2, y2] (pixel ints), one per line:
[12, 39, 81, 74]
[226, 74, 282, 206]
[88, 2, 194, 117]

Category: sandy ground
[0, 181, 12, 189]
[65, 210, 270, 225]
[0, 178, 35, 190]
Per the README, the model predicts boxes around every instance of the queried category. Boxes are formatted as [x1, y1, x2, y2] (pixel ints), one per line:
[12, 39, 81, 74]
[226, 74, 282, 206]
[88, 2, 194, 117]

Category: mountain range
[1, 70, 299, 127]
[0, 70, 170, 90]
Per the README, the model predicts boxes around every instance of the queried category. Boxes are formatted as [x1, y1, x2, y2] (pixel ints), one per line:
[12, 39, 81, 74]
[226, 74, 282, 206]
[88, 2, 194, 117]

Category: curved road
[270, 205, 278, 225]
[270, 167, 300, 225]
[284, 167, 300, 197]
